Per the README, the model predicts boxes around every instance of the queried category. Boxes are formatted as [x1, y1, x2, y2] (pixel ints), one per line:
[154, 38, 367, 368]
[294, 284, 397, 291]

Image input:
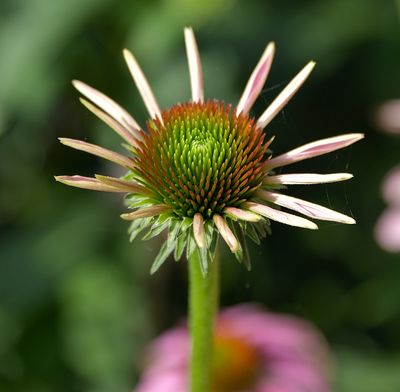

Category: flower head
[56, 27, 363, 273]
[135, 304, 332, 392]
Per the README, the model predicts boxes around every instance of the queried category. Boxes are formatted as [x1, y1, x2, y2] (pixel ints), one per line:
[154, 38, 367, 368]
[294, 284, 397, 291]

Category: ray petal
[123, 49, 163, 122]
[72, 80, 141, 137]
[256, 61, 315, 129]
[263, 173, 354, 185]
[256, 190, 356, 224]
[184, 27, 204, 103]
[236, 42, 275, 115]
[95, 175, 148, 194]
[59, 138, 136, 169]
[266, 133, 364, 170]
[213, 214, 240, 253]
[193, 213, 205, 248]
[244, 201, 318, 230]
[120, 205, 171, 220]
[80, 99, 140, 147]
[55, 175, 126, 192]
[224, 207, 262, 222]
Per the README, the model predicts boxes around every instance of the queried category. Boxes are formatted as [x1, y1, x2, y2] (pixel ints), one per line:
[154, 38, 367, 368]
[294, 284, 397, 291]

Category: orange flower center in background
[212, 332, 261, 391]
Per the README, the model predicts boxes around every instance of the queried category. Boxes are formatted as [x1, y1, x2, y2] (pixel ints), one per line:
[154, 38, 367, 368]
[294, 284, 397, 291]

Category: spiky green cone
[124, 101, 272, 274]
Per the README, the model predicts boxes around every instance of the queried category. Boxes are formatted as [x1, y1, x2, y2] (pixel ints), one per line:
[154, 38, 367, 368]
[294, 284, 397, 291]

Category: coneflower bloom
[56, 27, 363, 273]
[135, 304, 332, 392]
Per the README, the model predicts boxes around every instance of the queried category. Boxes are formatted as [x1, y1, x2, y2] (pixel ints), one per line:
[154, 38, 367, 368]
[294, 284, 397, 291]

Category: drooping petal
[72, 80, 142, 137]
[59, 138, 136, 169]
[184, 27, 204, 103]
[54, 175, 126, 192]
[257, 190, 356, 224]
[256, 61, 315, 129]
[80, 98, 141, 147]
[123, 49, 163, 122]
[193, 213, 205, 248]
[244, 201, 318, 230]
[224, 207, 262, 222]
[236, 42, 275, 116]
[120, 205, 171, 220]
[95, 174, 148, 194]
[266, 133, 364, 170]
[264, 173, 353, 185]
[213, 214, 240, 253]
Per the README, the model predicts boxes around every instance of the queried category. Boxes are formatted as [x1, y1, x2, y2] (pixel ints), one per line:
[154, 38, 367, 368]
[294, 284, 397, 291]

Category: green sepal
[246, 223, 260, 244]
[236, 223, 251, 271]
[181, 216, 193, 231]
[167, 219, 182, 247]
[150, 239, 175, 274]
[255, 220, 270, 238]
[142, 217, 170, 240]
[186, 232, 197, 260]
[128, 217, 153, 242]
[174, 229, 188, 261]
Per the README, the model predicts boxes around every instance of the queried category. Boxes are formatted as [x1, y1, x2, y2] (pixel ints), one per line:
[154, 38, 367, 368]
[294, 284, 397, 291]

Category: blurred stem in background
[188, 245, 220, 392]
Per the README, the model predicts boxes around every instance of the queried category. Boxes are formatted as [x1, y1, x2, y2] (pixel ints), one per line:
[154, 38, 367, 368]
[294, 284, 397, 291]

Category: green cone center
[134, 101, 268, 219]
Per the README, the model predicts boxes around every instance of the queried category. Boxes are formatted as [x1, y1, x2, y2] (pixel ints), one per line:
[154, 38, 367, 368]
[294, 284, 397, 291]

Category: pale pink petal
[375, 99, 400, 134]
[257, 190, 356, 224]
[266, 133, 364, 170]
[256, 61, 315, 129]
[244, 201, 318, 230]
[95, 174, 148, 194]
[59, 138, 136, 169]
[374, 207, 400, 252]
[381, 165, 400, 205]
[79, 98, 141, 147]
[236, 42, 275, 116]
[184, 27, 204, 103]
[123, 49, 163, 122]
[72, 80, 141, 137]
[54, 175, 126, 192]
[120, 205, 171, 220]
[264, 172, 353, 185]
[193, 213, 205, 248]
[224, 206, 262, 222]
[213, 214, 240, 252]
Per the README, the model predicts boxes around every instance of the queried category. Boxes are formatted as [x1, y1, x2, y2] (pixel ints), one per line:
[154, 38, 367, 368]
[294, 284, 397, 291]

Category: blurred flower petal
[375, 99, 400, 134]
[381, 165, 400, 205]
[375, 207, 400, 253]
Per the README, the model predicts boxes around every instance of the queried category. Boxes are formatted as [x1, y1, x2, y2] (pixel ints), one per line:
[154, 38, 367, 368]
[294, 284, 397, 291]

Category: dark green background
[1, 0, 400, 390]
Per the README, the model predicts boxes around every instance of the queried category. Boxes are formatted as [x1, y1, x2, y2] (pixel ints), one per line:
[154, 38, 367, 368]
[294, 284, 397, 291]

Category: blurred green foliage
[0, 0, 400, 390]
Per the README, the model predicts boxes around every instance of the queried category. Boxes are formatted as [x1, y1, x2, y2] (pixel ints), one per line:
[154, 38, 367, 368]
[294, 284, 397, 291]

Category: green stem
[188, 249, 219, 392]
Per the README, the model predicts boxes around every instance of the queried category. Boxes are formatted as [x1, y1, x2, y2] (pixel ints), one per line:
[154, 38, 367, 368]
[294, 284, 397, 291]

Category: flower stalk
[188, 246, 219, 392]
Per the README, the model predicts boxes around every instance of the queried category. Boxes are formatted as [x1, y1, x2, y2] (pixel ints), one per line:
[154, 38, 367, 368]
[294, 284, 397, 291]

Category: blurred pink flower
[375, 166, 400, 252]
[375, 99, 400, 134]
[135, 304, 332, 392]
